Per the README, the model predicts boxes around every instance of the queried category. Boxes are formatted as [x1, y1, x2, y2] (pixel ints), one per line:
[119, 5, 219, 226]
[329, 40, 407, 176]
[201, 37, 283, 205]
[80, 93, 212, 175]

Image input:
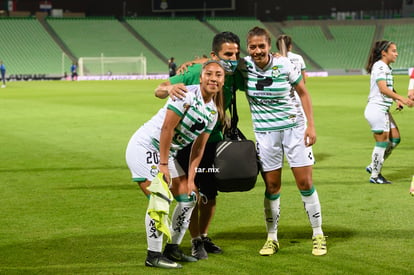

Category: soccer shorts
[364, 103, 391, 133]
[176, 142, 218, 200]
[255, 125, 315, 172]
[125, 137, 184, 182]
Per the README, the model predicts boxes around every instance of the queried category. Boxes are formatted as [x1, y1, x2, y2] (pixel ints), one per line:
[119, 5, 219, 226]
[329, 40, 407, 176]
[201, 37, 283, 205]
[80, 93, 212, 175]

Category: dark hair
[365, 40, 395, 73]
[247, 26, 271, 46]
[212, 32, 240, 54]
[201, 60, 226, 125]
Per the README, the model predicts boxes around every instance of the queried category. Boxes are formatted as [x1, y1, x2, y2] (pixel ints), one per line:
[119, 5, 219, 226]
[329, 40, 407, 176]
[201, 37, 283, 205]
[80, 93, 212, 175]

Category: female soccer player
[364, 40, 413, 184]
[154, 31, 241, 260]
[240, 26, 326, 256]
[125, 61, 225, 269]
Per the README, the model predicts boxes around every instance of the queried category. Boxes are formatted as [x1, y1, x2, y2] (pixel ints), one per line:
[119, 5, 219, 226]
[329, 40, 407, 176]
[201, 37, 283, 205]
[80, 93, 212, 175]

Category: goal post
[78, 55, 147, 76]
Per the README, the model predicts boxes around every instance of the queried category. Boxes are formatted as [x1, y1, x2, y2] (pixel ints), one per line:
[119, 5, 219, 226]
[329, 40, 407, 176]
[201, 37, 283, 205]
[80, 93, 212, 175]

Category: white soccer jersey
[241, 55, 302, 132]
[135, 85, 218, 156]
[287, 51, 306, 71]
[368, 60, 394, 110]
[287, 51, 307, 125]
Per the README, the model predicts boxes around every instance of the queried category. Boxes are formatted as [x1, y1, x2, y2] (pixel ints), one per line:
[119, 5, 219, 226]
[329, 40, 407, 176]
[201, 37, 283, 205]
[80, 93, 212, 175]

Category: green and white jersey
[170, 63, 243, 142]
[138, 84, 217, 156]
[368, 60, 394, 111]
[241, 55, 302, 132]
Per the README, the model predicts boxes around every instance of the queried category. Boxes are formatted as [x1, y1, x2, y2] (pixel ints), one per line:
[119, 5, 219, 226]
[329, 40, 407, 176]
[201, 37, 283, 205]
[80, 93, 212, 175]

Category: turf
[0, 76, 413, 274]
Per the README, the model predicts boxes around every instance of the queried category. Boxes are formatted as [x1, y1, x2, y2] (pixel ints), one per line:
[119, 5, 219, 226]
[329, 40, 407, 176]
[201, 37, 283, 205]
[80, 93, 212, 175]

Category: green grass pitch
[0, 76, 413, 274]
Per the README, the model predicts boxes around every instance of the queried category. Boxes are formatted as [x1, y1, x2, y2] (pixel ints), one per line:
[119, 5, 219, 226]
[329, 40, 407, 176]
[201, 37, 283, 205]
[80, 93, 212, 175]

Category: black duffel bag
[213, 88, 259, 192]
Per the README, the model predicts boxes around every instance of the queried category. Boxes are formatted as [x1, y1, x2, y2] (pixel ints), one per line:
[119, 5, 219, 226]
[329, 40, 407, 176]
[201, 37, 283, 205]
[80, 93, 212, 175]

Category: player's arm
[176, 56, 209, 74]
[294, 79, 316, 147]
[158, 109, 182, 183]
[154, 80, 187, 100]
[377, 80, 413, 107]
[187, 132, 210, 194]
[301, 69, 307, 84]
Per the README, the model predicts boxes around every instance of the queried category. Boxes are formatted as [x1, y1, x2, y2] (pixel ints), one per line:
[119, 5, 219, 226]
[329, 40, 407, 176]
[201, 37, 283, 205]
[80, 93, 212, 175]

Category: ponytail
[366, 40, 394, 73]
[276, 35, 292, 57]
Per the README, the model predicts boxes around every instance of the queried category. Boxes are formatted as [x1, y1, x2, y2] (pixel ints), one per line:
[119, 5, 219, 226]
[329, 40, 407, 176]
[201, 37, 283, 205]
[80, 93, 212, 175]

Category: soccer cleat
[202, 236, 223, 254]
[191, 238, 208, 259]
[312, 235, 327, 256]
[163, 243, 198, 262]
[145, 250, 182, 269]
[366, 166, 392, 184]
[370, 176, 392, 184]
[259, 239, 279, 256]
[378, 174, 392, 184]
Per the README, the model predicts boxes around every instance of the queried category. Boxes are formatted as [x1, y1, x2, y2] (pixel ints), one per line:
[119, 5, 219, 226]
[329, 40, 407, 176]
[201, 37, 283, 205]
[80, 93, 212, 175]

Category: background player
[364, 40, 413, 184]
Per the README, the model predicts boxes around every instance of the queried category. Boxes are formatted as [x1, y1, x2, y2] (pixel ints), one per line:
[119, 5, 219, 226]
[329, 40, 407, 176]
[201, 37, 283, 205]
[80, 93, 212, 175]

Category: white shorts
[364, 103, 395, 133]
[125, 136, 184, 182]
[255, 125, 315, 172]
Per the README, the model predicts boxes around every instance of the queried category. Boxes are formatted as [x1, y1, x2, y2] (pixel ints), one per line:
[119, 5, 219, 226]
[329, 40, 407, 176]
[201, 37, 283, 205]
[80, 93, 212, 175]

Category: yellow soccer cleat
[312, 235, 327, 256]
[259, 239, 279, 256]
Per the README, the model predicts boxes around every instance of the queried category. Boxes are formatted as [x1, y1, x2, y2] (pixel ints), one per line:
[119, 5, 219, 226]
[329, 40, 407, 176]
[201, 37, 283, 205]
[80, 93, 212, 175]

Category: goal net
[78, 55, 147, 76]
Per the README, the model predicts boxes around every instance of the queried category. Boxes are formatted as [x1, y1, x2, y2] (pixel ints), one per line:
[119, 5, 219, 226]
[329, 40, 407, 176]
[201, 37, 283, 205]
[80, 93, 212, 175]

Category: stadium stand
[0, 17, 71, 75]
[205, 17, 280, 57]
[277, 21, 375, 71]
[383, 23, 414, 69]
[125, 17, 215, 70]
[46, 17, 166, 74]
[0, 16, 413, 76]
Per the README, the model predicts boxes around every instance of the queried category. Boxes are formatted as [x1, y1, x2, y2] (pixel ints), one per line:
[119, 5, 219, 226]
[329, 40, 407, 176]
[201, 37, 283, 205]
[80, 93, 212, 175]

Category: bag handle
[226, 86, 246, 140]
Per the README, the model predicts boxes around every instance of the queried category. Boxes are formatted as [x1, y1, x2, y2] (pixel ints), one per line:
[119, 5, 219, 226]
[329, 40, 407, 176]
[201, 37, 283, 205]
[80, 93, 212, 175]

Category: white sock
[145, 213, 163, 252]
[264, 196, 280, 241]
[301, 190, 323, 237]
[371, 143, 387, 178]
[170, 199, 196, 245]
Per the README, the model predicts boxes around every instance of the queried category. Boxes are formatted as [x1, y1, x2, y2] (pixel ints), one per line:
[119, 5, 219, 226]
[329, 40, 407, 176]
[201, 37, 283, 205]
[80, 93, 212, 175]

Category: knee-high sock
[384, 138, 400, 160]
[170, 194, 196, 245]
[145, 213, 163, 252]
[371, 141, 388, 178]
[301, 187, 323, 236]
[264, 193, 280, 241]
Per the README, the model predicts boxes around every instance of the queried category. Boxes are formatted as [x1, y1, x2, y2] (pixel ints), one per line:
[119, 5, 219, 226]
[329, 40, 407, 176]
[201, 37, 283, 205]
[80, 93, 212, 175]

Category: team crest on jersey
[150, 165, 159, 177]
[272, 66, 280, 77]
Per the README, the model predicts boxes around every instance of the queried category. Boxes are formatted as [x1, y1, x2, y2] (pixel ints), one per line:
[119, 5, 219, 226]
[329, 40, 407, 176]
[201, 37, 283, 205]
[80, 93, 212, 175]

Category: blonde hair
[276, 35, 292, 57]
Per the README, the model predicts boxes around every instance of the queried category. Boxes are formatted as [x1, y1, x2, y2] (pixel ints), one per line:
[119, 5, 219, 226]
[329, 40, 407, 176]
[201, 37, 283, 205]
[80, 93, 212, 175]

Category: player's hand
[176, 62, 193, 74]
[400, 97, 414, 108]
[408, 90, 414, 101]
[159, 165, 171, 184]
[167, 84, 187, 101]
[187, 179, 198, 194]
[395, 100, 404, 111]
[304, 126, 316, 147]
